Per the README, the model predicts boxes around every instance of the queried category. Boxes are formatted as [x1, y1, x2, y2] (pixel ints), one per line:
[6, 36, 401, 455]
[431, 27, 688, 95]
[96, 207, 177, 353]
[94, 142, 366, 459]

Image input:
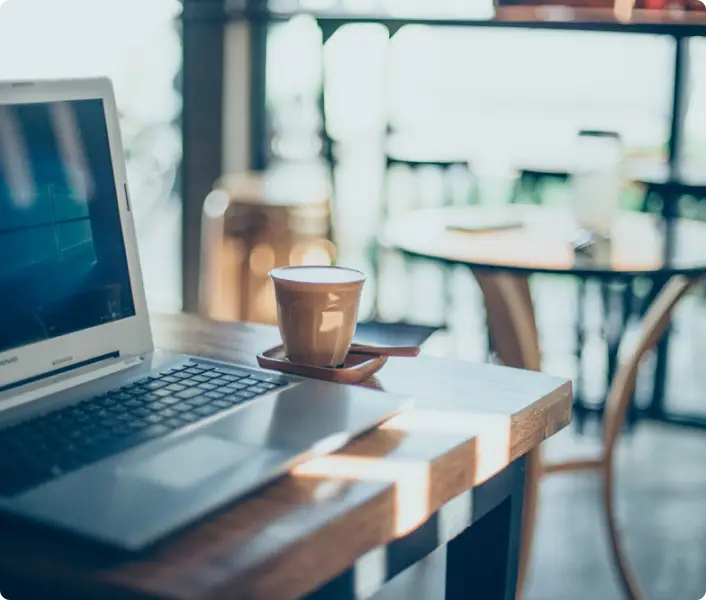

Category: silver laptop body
[0, 78, 409, 551]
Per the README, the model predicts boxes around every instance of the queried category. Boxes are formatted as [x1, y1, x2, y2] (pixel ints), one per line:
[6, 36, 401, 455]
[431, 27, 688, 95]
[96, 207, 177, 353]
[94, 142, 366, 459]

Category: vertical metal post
[249, 0, 269, 171]
[650, 36, 691, 420]
[181, 0, 226, 312]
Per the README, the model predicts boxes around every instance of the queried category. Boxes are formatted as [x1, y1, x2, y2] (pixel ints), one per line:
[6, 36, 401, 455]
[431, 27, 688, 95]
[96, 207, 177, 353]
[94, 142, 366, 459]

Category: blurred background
[1, 0, 705, 598]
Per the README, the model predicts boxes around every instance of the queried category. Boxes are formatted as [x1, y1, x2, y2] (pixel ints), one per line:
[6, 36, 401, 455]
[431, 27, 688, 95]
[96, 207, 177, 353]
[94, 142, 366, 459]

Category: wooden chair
[472, 269, 695, 600]
[199, 167, 334, 324]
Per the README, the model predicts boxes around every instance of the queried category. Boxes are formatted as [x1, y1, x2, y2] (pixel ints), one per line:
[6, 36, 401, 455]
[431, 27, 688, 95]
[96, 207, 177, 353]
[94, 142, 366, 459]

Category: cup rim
[269, 265, 366, 286]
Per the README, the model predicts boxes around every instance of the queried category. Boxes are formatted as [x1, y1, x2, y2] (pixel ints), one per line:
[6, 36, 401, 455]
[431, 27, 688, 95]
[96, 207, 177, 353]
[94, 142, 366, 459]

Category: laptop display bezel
[0, 78, 152, 389]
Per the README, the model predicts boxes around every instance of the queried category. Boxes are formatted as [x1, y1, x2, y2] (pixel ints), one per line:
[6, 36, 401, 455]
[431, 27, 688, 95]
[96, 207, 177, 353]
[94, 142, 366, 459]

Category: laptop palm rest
[120, 436, 257, 490]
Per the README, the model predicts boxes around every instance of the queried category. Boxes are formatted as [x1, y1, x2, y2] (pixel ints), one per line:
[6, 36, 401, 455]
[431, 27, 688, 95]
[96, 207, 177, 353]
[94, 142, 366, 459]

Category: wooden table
[0, 314, 571, 600]
[383, 205, 706, 429]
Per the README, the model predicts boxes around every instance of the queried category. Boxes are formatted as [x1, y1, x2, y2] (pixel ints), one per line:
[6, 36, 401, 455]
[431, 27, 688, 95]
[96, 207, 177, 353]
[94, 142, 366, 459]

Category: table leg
[649, 304, 671, 421]
[573, 277, 587, 432]
[621, 281, 639, 425]
[446, 456, 526, 600]
[601, 280, 633, 412]
[647, 191, 680, 420]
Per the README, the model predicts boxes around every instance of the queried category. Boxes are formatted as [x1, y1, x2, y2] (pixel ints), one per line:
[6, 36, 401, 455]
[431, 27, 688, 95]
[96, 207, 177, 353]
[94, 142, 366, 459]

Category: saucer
[257, 345, 387, 385]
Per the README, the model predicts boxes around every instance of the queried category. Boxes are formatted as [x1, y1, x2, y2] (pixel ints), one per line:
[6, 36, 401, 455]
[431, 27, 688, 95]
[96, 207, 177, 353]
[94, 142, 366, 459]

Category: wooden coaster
[257, 345, 388, 385]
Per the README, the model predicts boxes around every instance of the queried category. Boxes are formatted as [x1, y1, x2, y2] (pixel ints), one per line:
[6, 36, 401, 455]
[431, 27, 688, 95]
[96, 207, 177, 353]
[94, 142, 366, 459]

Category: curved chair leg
[471, 270, 542, 600]
[602, 459, 647, 600]
[516, 446, 541, 598]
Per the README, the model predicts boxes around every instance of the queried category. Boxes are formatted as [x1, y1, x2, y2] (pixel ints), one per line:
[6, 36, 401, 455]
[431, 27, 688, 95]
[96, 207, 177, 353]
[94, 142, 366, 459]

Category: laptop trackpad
[125, 436, 256, 489]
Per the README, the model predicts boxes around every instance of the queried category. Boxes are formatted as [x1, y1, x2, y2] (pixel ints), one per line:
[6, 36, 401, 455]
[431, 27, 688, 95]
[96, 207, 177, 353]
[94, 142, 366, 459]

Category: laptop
[0, 78, 410, 551]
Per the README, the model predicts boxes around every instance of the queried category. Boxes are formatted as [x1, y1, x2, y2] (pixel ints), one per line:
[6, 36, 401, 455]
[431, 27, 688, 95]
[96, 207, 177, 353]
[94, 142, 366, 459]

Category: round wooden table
[383, 205, 706, 428]
[384, 205, 706, 278]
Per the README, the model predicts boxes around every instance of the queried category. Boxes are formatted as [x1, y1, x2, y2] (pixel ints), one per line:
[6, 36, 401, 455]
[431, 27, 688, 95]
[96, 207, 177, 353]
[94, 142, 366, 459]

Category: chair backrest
[473, 270, 541, 372]
[602, 275, 695, 454]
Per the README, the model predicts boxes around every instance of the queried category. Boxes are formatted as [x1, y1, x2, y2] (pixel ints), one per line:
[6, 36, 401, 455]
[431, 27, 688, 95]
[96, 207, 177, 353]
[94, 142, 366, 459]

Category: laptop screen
[0, 99, 135, 354]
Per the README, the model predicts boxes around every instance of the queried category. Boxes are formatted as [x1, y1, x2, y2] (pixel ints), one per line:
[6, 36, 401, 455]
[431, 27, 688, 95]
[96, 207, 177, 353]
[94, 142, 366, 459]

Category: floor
[527, 422, 706, 600]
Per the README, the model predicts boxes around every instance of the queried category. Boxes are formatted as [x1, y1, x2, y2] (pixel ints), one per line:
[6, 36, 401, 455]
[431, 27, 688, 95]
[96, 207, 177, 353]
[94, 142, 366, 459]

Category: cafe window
[0, 0, 183, 311]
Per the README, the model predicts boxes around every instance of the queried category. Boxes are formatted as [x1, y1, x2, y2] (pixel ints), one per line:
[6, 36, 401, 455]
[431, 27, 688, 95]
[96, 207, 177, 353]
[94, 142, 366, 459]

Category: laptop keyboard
[0, 361, 290, 498]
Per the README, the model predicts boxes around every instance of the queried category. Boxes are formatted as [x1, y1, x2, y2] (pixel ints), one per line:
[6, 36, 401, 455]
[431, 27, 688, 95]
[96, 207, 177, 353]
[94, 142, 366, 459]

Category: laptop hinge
[0, 354, 144, 414]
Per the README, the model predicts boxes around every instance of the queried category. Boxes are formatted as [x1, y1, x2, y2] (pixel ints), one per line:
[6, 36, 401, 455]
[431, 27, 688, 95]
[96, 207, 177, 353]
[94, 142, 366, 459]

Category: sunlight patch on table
[293, 456, 431, 536]
[380, 410, 511, 484]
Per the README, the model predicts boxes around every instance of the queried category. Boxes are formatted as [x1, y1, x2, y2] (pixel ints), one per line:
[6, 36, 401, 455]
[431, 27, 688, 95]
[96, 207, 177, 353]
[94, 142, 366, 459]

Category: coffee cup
[269, 266, 366, 367]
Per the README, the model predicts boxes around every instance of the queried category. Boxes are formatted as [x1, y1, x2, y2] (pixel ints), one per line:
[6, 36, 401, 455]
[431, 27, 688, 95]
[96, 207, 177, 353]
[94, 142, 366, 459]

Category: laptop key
[127, 421, 148, 431]
[95, 396, 117, 408]
[220, 368, 251, 378]
[213, 399, 234, 410]
[142, 393, 165, 403]
[185, 396, 211, 407]
[194, 405, 220, 417]
[179, 412, 200, 423]
[249, 373, 277, 382]
[107, 424, 133, 438]
[163, 418, 185, 429]
[143, 381, 167, 391]
[175, 388, 203, 400]
[131, 425, 172, 443]
[256, 374, 289, 385]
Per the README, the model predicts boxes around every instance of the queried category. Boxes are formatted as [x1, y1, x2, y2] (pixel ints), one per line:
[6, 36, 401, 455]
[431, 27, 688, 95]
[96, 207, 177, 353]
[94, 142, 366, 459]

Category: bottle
[570, 130, 623, 239]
